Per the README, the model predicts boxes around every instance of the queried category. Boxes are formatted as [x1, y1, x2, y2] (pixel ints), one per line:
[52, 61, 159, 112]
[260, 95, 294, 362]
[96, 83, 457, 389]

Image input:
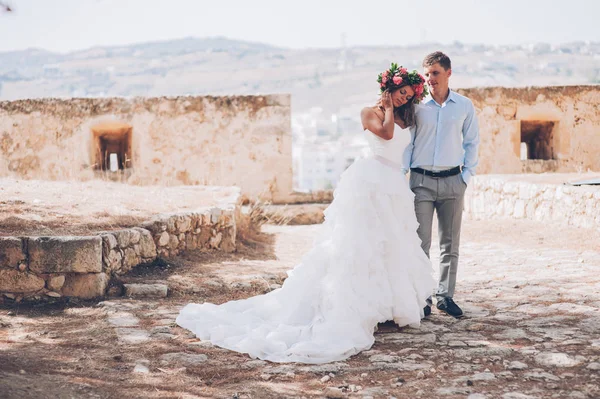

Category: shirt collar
[447, 89, 457, 103]
[424, 89, 456, 105]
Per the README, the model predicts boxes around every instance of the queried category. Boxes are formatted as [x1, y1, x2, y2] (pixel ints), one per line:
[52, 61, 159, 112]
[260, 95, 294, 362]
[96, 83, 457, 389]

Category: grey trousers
[409, 172, 467, 299]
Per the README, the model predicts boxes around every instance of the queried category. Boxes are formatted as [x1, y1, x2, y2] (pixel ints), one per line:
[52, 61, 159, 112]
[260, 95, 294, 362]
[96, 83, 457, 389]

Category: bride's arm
[361, 91, 395, 140]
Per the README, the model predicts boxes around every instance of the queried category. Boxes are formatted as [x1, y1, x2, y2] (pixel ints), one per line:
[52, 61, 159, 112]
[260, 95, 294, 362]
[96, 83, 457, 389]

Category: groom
[402, 51, 480, 318]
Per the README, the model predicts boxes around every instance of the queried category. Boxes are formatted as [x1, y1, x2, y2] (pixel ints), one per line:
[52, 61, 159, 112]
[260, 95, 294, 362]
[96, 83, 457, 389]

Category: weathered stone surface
[157, 231, 169, 246]
[29, 236, 102, 273]
[0, 269, 45, 292]
[198, 228, 212, 247]
[46, 275, 65, 291]
[116, 328, 150, 344]
[507, 361, 528, 370]
[101, 234, 117, 254]
[209, 232, 222, 249]
[122, 248, 139, 272]
[535, 352, 582, 367]
[107, 312, 140, 327]
[168, 234, 179, 250]
[587, 362, 600, 370]
[0, 237, 25, 268]
[61, 273, 108, 298]
[142, 218, 167, 234]
[105, 249, 123, 273]
[113, 230, 132, 248]
[129, 229, 141, 245]
[124, 283, 168, 298]
[322, 387, 343, 398]
[185, 234, 198, 250]
[133, 363, 149, 373]
[175, 215, 192, 233]
[159, 352, 208, 366]
[134, 228, 157, 258]
[220, 227, 236, 252]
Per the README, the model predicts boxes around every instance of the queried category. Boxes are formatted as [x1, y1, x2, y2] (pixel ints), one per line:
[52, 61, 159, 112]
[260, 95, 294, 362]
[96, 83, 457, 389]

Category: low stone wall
[464, 177, 600, 230]
[261, 175, 600, 232]
[0, 206, 238, 301]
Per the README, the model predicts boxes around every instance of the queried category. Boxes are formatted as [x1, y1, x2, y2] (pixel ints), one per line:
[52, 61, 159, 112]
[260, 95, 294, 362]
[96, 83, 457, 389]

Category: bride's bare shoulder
[360, 106, 383, 127]
[360, 107, 385, 130]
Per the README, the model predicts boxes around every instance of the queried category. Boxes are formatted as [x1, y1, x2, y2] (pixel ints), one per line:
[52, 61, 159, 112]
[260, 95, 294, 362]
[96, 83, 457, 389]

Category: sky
[0, 0, 599, 53]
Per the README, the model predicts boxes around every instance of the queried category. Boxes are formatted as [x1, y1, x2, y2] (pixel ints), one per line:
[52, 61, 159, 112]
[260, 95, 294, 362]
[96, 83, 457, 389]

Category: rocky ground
[1, 219, 599, 399]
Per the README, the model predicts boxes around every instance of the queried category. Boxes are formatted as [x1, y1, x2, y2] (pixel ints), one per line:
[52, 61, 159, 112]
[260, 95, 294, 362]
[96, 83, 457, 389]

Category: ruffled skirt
[176, 156, 436, 364]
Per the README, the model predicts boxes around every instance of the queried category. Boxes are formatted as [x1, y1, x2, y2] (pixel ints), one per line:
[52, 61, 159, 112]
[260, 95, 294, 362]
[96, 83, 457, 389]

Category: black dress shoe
[436, 298, 464, 318]
[423, 305, 431, 317]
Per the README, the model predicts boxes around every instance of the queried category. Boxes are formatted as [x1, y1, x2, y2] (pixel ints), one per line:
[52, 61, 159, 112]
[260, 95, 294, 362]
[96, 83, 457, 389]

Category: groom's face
[424, 63, 451, 94]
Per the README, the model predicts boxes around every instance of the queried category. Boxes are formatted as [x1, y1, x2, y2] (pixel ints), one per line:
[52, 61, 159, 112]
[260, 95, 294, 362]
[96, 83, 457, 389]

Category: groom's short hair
[423, 51, 451, 71]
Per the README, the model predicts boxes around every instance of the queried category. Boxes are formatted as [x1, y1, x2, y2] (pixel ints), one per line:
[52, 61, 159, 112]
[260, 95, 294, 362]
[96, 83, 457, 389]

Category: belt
[410, 166, 461, 178]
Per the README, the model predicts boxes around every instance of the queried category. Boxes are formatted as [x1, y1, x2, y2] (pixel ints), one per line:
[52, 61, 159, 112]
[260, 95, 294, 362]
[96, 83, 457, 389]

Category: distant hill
[1, 37, 598, 114]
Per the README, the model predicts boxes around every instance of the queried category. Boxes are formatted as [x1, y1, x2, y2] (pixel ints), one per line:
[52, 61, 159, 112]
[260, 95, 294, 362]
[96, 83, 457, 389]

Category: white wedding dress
[176, 125, 436, 364]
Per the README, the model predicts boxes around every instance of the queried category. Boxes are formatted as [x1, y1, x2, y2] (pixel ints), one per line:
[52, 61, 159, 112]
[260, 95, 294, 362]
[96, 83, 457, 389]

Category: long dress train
[176, 125, 436, 364]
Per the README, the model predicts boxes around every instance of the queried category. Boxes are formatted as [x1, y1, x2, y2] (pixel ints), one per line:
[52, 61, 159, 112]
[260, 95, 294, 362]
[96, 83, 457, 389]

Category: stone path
[1, 219, 599, 398]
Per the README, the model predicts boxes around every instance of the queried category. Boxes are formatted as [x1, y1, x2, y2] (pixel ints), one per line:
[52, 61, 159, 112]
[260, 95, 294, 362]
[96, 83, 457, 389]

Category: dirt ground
[0, 178, 239, 236]
[1, 219, 599, 399]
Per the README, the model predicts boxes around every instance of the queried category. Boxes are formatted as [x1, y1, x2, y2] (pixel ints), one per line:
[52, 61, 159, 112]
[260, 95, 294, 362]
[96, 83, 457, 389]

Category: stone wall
[464, 177, 600, 230]
[457, 86, 600, 175]
[0, 205, 237, 301]
[0, 95, 293, 202]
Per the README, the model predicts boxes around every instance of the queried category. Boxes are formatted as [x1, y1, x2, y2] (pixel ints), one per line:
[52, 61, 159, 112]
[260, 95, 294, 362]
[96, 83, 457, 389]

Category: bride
[176, 63, 436, 364]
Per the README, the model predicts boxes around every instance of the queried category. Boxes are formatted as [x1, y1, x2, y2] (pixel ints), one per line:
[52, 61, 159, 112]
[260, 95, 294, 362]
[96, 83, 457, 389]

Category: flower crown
[377, 62, 428, 103]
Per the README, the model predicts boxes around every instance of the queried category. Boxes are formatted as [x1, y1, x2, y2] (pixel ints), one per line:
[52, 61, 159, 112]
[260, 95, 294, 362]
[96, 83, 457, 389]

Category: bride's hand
[382, 90, 393, 111]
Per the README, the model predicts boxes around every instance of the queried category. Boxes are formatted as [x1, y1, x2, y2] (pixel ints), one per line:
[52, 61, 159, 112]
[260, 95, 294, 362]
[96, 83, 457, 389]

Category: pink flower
[382, 70, 389, 78]
[399, 68, 408, 75]
[418, 73, 425, 82]
[382, 76, 388, 84]
[380, 82, 386, 88]
[392, 76, 403, 85]
[414, 84, 424, 97]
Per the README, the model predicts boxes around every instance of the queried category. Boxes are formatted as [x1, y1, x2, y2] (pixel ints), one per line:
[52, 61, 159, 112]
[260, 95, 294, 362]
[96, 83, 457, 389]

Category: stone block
[124, 283, 168, 298]
[141, 218, 167, 234]
[113, 230, 132, 248]
[29, 236, 102, 273]
[0, 269, 45, 293]
[122, 247, 140, 272]
[105, 249, 123, 273]
[101, 234, 118, 254]
[185, 234, 198, 250]
[175, 215, 192, 233]
[166, 216, 176, 232]
[47, 275, 65, 291]
[0, 237, 26, 268]
[209, 232, 222, 249]
[129, 229, 141, 245]
[134, 228, 157, 259]
[62, 273, 108, 298]
[168, 234, 179, 250]
[198, 228, 212, 247]
[157, 231, 170, 247]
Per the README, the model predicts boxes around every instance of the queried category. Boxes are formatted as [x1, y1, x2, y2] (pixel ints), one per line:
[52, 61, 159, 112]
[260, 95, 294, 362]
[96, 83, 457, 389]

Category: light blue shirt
[402, 90, 480, 185]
